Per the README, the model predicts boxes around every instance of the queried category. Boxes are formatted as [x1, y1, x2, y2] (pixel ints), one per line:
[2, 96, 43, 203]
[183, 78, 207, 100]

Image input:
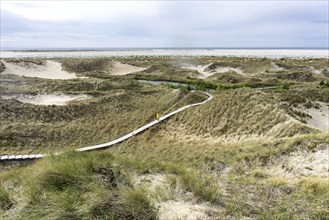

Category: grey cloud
[1, 1, 328, 48]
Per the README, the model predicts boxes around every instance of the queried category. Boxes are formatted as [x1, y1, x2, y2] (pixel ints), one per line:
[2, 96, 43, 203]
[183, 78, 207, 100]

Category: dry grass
[299, 177, 329, 196]
[1, 85, 206, 154]
[1, 56, 329, 219]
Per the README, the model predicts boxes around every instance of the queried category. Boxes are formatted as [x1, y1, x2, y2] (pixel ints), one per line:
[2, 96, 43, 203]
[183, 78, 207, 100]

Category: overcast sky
[1, 0, 328, 49]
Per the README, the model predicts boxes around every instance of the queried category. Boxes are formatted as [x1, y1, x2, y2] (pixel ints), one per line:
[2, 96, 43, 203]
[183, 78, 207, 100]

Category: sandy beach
[1, 49, 328, 59]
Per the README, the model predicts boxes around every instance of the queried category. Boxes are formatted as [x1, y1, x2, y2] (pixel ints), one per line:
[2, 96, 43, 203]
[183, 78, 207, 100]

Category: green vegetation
[91, 187, 157, 220]
[1, 85, 208, 154]
[1, 133, 328, 219]
[0, 151, 222, 219]
[0, 184, 12, 210]
[1, 56, 328, 219]
[3, 58, 45, 66]
[58, 58, 112, 74]
[319, 79, 329, 88]
[180, 170, 221, 204]
[0, 62, 5, 73]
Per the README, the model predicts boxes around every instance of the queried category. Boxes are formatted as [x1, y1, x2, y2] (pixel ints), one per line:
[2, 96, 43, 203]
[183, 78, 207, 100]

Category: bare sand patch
[133, 174, 168, 192]
[306, 103, 329, 131]
[1, 60, 82, 79]
[181, 63, 244, 78]
[309, 66, 323, 75]
[157, 201, 209, 220]
[287, 102, 328, 131]
[109, 61, 148, 75]
[1, 94, 90, 105]
[132, 173, 219, 219]
[267, 144, 329, 179]
[271, 62, 286, 72]
[180, 63, 213, 78]
[293, 102, 329, 131]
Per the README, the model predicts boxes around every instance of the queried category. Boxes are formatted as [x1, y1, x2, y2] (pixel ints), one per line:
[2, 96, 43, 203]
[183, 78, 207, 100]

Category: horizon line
[1, 47, 328, 52]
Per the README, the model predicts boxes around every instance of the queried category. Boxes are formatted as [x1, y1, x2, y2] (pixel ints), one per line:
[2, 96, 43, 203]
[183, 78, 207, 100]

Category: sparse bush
[320, 80, 329, 88]
[0, 61, 5, 73]
[192, 79, 217, 90]
[277, 82, 290, 90]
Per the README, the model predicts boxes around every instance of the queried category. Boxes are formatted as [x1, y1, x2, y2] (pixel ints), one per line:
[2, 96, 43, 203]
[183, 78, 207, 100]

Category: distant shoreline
[1, 47, 328, 52]
[1, 48, 328, 58]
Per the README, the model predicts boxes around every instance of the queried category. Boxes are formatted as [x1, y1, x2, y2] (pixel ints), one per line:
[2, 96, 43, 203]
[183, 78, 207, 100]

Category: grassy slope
[1, 85, 208, 154]
[1, 133, 328, 219]
[1, 57, 329, 219]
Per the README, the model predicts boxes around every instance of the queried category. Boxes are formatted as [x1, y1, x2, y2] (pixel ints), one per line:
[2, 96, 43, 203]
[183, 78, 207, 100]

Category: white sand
[133, 174, 168, 192]
[1, 60, 82, 79]
[1, 49, 328, 58]
[305, 102, 329, 131]
[211, 66, 244, 75]
[309, 66, 321, 74]
[271, 62, 286, 71]
[268, 144, 329, 179]
[180, 63, 213, 78]
[158, 201, 209, 220]
[1, 94, 90, 105]
[109, 61, 148, 75]
[181, 63, 244, 78]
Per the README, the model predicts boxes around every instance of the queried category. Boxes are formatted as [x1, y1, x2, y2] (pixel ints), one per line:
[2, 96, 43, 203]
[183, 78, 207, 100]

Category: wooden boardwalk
[0, 92, 213, 161]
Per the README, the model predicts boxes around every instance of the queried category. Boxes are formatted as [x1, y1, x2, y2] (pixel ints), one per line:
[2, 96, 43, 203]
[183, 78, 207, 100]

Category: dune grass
[0, 126, 328, 219]
[0, 84, 208, 154]
[180, 170, 222, 204]
[0, 184, 12, 210]
[90, 187, 157, 220]
[1, 56, 329, 219]
[0, 150, 226, 219]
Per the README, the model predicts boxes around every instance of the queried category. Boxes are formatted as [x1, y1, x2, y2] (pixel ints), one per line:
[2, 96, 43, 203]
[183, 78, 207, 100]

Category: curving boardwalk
[0, 92, 213, 161]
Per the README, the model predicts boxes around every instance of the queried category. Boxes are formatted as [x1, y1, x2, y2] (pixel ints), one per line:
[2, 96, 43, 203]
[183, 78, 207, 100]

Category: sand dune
[109, 61, 148, 75]
[271, 62, 286, 72]
[305, 102, 329, 131]
[268, 144, 329, 179]
[181, 63, 244, 78]
[1, 94, 90, 105]
[1, 60, 82, 79]
[180, 63, 212, 78]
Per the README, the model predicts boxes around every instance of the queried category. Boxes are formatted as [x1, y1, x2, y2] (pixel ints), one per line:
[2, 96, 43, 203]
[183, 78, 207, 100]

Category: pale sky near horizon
[1, 0, 328, 49]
